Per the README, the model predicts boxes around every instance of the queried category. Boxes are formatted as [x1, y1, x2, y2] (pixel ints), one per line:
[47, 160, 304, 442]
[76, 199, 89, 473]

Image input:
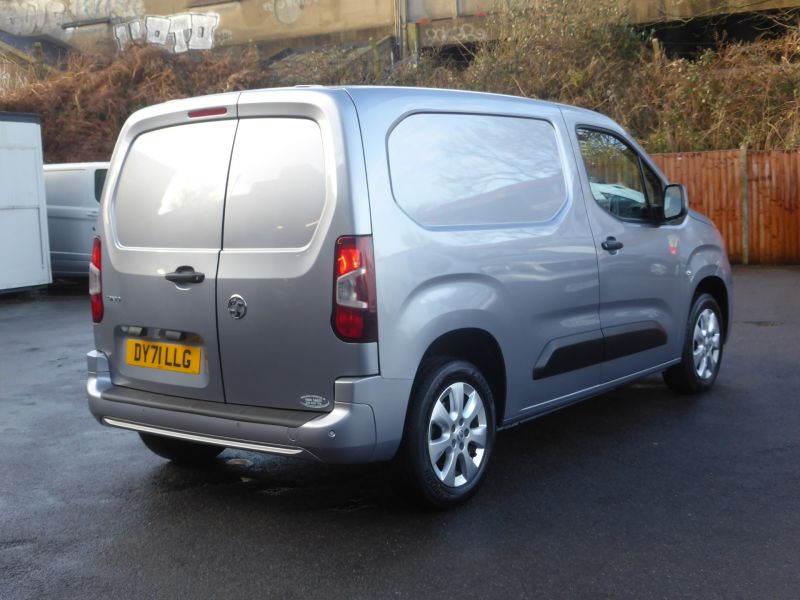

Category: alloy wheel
[692, 308, 721, 380]
[427, 381, 488, 487]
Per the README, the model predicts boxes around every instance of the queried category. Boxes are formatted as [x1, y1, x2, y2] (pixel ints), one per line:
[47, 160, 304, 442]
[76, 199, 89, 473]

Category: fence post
[739, 145, 750, 265]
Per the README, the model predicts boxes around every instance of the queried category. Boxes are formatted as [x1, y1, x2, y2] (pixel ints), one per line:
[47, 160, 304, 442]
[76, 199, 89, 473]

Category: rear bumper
[86, 350, 411, 463]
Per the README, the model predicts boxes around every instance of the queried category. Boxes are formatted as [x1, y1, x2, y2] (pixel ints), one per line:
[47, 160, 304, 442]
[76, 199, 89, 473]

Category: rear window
[388, 113, 567, 228]
[222, 118, 326, 250]
[113, 120, 237, 249]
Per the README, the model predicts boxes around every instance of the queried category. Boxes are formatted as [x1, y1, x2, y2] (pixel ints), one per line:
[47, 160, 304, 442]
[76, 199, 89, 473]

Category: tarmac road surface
[1, 267, 799, 599]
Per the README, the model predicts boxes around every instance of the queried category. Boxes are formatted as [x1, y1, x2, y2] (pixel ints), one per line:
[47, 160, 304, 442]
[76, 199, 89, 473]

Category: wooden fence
[651, 149, 800, 264]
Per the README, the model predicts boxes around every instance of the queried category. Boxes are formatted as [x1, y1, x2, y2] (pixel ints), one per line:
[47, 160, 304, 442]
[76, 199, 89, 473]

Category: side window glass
[389, 113, 567, 227]
[577, 128, 649, 221]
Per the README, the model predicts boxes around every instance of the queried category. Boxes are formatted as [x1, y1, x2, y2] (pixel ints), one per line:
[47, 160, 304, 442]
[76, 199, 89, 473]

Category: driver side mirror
[662, 184, 688, 222]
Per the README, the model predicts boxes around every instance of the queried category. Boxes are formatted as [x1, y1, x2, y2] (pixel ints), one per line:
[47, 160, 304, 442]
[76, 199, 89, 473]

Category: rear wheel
[399, 359, 496, 509]
[139, 432, 224, 465]
[663, 293, 724, 394]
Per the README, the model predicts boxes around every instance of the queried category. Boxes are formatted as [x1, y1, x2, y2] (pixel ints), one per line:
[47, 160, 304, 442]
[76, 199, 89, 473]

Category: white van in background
[44, 162, 109, 277]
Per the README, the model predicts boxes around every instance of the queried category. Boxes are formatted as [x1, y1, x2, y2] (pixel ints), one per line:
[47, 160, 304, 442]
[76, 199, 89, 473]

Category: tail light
[89, 236, 103, 323]
[332, 236, 377, 342]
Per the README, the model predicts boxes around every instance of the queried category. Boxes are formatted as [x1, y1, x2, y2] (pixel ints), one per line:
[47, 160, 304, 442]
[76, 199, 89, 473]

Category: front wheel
[663, 293, 724, 394]
[399, 359, 496, 509]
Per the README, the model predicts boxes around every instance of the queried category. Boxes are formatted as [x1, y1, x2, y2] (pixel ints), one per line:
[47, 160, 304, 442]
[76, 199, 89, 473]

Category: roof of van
[127, 85, 620, 143]
[158, 85, 611, 123]
[44, 162, 110, 171]
[0, 111, 40, 124]
[343, 85, 590, 110]
[245, 85, 609, 120]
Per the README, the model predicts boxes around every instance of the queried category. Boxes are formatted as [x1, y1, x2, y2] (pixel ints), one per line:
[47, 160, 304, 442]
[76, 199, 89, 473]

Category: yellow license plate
[126, 339, 202, 375]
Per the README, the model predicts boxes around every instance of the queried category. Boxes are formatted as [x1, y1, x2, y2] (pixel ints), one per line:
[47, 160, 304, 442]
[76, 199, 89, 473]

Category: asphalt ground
[1, 267, 799, 599]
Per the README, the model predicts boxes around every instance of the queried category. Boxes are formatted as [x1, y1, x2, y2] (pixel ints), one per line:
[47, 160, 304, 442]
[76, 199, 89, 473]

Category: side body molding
[533, 321, 668, 380]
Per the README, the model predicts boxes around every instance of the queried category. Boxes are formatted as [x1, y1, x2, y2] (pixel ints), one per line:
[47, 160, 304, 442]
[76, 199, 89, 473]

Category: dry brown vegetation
[0, 46, 268, 162]
[403, 1, 800, 153]
[1, 0, 799, 162]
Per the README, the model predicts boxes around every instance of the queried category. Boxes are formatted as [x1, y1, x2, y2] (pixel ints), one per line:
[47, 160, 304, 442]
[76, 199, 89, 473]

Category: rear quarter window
[113, 120, 237, 249]
[388, 113, 567, 227]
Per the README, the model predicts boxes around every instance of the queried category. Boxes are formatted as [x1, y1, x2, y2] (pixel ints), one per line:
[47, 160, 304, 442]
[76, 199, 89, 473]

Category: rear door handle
[601, 237, 624, 252]
[165, 266, 205, 284]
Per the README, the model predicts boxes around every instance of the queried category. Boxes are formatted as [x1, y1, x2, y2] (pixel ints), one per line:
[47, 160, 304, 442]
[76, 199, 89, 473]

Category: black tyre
[399, 359, 496, 509]
[663, 293, 724, 394]
[139, 432, 224, 465]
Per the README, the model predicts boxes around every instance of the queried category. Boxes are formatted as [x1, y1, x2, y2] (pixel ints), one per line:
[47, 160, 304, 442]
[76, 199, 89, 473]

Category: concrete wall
[0, 1, 144, 45]
[1, 0, 799, 56]
[0, 0, 395, 54]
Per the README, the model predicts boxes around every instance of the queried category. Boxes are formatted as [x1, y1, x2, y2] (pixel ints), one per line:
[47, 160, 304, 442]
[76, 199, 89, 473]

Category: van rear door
[104, 115, 237, 402]
[215, 92, 377, 413]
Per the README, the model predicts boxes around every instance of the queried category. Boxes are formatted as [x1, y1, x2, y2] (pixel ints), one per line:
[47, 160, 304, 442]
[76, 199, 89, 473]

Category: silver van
[87, 87, 731, 507]
[44, 162, 109, 277]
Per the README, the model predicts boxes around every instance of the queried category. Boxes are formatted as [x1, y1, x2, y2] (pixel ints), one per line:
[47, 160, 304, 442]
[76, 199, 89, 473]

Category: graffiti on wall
[0, 0, 143, 41]
[0, 2, 216, 53]
[262, 0, 316, 25]
[0, 1, 67, 37]
[114, 13, 220, 53]
[423, 23, 487, 45]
